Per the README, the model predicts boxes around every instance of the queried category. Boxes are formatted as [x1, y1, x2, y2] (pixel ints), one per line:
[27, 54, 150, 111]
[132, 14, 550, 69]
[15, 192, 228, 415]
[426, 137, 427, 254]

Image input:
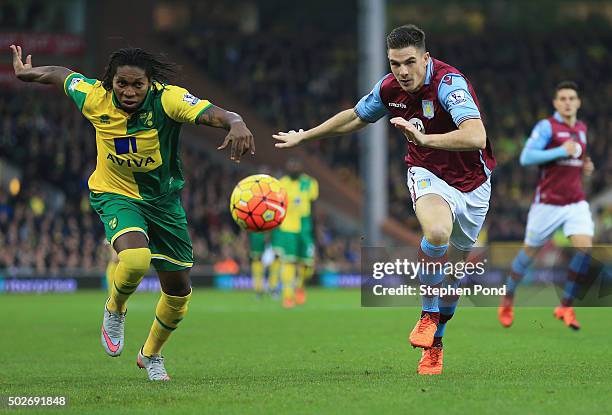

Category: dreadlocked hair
[101, 48, 176, 90]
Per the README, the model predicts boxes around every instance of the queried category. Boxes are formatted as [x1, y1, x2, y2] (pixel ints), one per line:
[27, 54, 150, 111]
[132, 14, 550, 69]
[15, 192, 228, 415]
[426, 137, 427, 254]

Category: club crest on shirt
[422, 100, 434, 119]
[139, 111, 154, 128]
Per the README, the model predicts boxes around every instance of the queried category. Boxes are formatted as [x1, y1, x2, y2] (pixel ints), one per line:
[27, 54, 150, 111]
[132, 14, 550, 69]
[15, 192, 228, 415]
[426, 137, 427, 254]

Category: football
[230, 174, 288, 231]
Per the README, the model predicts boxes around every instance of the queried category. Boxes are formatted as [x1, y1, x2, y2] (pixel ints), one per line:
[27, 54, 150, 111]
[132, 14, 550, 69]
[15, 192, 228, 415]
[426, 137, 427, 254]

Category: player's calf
[108, 247, 152, 313]
[499, 248, 535, 328]
[142, 289, 191, 357]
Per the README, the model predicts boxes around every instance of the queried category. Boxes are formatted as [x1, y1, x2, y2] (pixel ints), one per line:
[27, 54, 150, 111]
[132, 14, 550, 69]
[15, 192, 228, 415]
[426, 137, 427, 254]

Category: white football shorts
[524, 200, 594, 247]
[407, 166, 491, 251]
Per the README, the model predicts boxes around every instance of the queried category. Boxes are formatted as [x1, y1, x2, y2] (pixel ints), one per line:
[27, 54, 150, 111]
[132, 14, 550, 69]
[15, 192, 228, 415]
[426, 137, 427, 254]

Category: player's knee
[423, 225, 451, 246]
[163, 286, 192, 298]
[118, 248, 152, 277]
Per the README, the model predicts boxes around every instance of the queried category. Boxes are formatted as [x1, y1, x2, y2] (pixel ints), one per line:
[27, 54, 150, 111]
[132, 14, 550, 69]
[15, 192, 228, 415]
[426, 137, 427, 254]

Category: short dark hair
[386, 24, 426, 51]
[554, 80, 579, 98]
[101, 48, 176, 90]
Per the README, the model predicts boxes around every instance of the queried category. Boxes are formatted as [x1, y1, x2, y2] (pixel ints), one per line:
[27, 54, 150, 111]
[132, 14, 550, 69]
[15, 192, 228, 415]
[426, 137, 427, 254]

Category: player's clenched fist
[562, 140, 581, 158]
[390, 117, 427, 146]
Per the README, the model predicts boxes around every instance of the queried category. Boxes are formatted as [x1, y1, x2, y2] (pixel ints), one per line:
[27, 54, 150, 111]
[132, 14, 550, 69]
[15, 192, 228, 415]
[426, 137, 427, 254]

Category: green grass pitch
[1, 288, 611, 414]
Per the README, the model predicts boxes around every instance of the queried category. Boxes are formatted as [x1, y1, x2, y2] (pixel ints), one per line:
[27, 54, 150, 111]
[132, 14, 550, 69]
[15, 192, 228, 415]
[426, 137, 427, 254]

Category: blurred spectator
[162, 4, 611, 243]
[0, 88, 356, 274]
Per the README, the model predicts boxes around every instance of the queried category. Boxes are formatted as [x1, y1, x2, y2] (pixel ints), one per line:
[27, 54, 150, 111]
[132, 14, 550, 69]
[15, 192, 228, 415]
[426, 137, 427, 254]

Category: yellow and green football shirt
[278, 174, 318, 234]
[64, 72, 212, 200]
[298, 174, 318, 219]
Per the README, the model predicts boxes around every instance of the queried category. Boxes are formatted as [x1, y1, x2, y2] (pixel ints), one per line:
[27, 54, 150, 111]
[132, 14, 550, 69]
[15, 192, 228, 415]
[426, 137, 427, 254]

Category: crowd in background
[164, 3, 611, 243]
[0, 90, 361, 274]
[1, 1, 611, 276]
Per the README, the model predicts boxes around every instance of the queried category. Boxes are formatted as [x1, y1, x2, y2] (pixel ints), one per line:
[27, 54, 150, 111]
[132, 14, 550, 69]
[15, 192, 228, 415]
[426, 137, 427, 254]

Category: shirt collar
[553, 111, 563, 122]
[424, 58, 434, 85]
[111, 86, 154, 114]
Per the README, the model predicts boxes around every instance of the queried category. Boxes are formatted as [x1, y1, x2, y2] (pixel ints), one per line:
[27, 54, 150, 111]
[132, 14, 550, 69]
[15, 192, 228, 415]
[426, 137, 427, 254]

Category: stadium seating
[0, 89, 361, 274]
[163, 5, 611, 242]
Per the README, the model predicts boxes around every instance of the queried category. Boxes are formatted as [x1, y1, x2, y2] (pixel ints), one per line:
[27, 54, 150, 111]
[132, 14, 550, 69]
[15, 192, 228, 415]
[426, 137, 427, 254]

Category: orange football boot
[282, 297, 296, 309]
[295, 288, 306, 305]
[554, 306, 580, 330]
[498, 296, 514, 328]
[417, 345, 443, 375]
[409, 312, 439, 348]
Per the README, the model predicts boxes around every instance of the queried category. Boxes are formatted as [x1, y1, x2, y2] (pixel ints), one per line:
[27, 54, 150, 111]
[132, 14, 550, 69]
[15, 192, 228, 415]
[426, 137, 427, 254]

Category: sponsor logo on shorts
[417, 179, 431, 189]
[109, 217, 118, 230]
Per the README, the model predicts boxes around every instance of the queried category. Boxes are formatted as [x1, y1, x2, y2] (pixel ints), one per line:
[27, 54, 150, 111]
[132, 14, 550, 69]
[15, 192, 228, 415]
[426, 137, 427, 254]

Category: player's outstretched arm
[390, 117, 486, 150]
[518, 119, 581, 166]
[273, 109, 367, 148]
[519, 139, 576, 166]
[10, 45, 72, 90]
[197, 105, 255, 163]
